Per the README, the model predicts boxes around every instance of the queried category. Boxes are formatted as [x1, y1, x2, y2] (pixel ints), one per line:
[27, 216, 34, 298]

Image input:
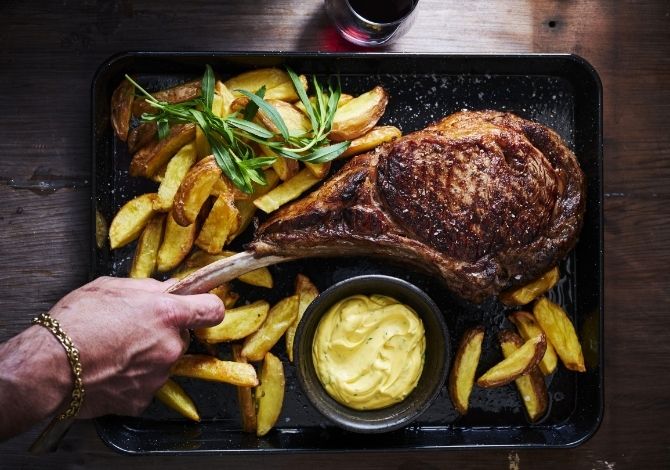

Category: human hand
[47, 276, 224, 418]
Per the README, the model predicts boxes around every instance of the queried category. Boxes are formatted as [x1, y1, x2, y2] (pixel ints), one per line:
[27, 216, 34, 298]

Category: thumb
[164, 293, 225, 330]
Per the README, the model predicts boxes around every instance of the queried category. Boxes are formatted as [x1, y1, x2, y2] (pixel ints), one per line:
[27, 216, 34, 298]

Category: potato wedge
[253, 169, 321, 214]
[257, 100, 311, 136]
[171, 354, 258, 387]
[232, 345, 257, 433]
[341, 126, 402, 158]
[95, 209, 108, 250]
[533, 297, 586, 372]
[111, 79, 134, 141]
[195, 300, 270, 343]
[151, 163, 167, 184]
[304, 161, 331, 179]
[255, 352, 285, 437]
[272, 155, 300, 182]
[195, 125, 211, 160]
[127, 122, 157, 154]
[264, 74, 307, 101]
[132, 79, 201, 116]
[500, 267, 560, 306]
[185, 250, 273, 288]
[286, 275, 319, 362]
[154, 142, 197, 212]
[242, 295, 299, 361]
[477, 334, 546, 388]
[499, 330, 548, 422]
[227, 169, 280, 242]
[156, 211, 196, 272]
[195, 194, 240, 254]
[172, 155, 222, 226]
[155, 379, 200, 422]
[448, 326, 485, 414]
[210, 284, 239, 308]
[225, 68, 292, 97]
[211, 176, 248, 201]
[329, 86, 389, 141]
[109, 193, 156, 249]
[295, 93, 353, 115]
[215, 81, 237, 116]
[509, 311, 559, 375]
[130, 123, 196, 178]
[129, 214, 165, 278]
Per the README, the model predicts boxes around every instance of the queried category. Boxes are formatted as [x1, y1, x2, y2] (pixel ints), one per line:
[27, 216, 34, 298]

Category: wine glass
[324, 0, 420, 47]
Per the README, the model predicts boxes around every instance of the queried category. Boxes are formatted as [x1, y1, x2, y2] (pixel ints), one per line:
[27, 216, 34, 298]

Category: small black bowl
[294, 274, 450, 433]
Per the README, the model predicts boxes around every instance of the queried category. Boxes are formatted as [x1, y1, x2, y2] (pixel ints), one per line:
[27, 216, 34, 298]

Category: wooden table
[1, 0, 668, 468]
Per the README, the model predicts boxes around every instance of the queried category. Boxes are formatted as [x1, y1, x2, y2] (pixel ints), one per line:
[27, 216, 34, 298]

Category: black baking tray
[91, 52, 603, 453]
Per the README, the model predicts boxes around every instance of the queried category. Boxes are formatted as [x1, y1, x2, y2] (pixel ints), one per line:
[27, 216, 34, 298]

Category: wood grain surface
[1, 0, 669, 468]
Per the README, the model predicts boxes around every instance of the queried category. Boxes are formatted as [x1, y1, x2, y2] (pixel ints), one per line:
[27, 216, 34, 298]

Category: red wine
[348, 0, 417, 24]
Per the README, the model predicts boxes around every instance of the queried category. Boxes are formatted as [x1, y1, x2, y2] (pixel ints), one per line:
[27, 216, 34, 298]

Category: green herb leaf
[288, 68, 318, 132]
[227, 116, 274, 139]
[202, 65, 215, 111]
[157, 118, 170, 140]
[302, 141, 350, 163]
[237, 89, 289, 140]
[241, 156, 277, 169]
[243, 86, 266, 121]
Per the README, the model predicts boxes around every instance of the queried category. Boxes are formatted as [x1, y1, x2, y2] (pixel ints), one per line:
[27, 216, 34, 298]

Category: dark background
[1, 0, 668, 468]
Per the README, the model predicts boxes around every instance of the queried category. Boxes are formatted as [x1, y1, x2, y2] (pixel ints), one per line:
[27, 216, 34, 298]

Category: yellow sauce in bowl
[312, 294, 426, 410]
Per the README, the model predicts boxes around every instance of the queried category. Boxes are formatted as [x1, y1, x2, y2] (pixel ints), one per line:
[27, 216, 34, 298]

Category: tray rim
[90, 51, 604, 454]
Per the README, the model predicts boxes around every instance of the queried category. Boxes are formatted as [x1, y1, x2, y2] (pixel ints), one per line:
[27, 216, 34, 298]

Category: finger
[179, 329, 191, 355]
[163, 293, 225, 330]
[90, 276, 166, 292]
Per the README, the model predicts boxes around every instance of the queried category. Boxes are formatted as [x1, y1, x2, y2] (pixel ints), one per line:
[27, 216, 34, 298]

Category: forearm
[0, 325, 71, 441]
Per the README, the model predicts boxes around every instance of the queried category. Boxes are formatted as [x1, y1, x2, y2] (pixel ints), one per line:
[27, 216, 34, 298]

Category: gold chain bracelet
[32, 313, 85, 420]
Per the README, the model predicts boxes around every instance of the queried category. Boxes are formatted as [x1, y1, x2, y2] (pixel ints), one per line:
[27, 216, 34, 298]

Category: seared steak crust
[251, 110, 586, 303]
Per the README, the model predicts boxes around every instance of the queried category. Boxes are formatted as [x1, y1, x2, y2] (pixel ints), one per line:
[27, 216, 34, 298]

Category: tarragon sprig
[124, 65, 349, 193]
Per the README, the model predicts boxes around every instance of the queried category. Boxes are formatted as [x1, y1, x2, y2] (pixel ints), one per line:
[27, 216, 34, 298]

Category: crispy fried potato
[155, 379, 200, 422]
[171, 354, 258, 387]
[263, 74, 307, 102]
[95, 209, 108, 250]
[295, 93, 353, 115]
[477, 334, 546, 388]
[109, 193, 156, 249]
[111, 79, 134, 141]
[130, 124, 196, 178]
[242, 295, 299, 361]
[151, 163, 167, 183]
[195, 126, 210, 160]
[172, 155, 222, 226]
[195, 194, 240, 254]
[211, 176, 249, 201]
[132, 79, 201, 116]
[210, 284, 239, 308]
[499, 330, 548, 422]
[500, 267, 560, 306]
[232, 345, 257, 433]
[509, 311, 559, 375]
[253, 169, 321, 214]
[533, 297, 586, 372]
[304, 161, 331, 179]
[154, 142, 197, 212]
[257, 100, 311, 136]
[215, 81, 237, 116]
[255, 352, 285, 437]
[225, 68, 292, 97]
[195, 300, 270, 343]
[286, 275, 319, 362]
[330, 86, 388, 141]
[130, 214, 165, 278]
[225, 168, 279, 242]
[128, 122, 157, 154]
[448, 326, 485, 414]
[156, 211, 196, 272]
[272, 155, 300, 181]
[185, 250, 273, 288]
[341, 126, 402, 158]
